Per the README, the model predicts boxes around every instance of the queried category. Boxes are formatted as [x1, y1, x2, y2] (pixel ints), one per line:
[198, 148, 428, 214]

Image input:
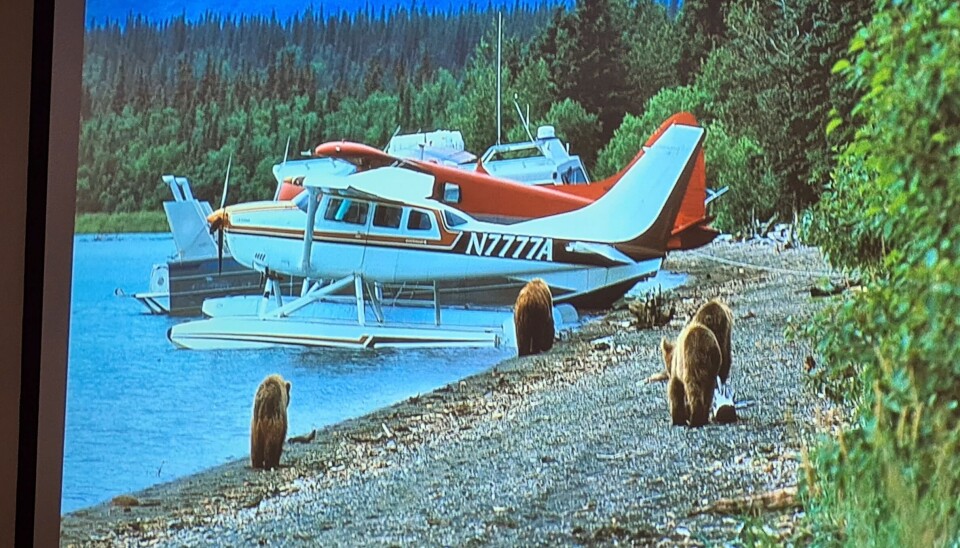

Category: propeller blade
[220, 155, 232, 210]
[283, 137, 291, 164]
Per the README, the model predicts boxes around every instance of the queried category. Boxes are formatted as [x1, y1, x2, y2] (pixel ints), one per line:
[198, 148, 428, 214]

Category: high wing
[299, 165, 435, 207]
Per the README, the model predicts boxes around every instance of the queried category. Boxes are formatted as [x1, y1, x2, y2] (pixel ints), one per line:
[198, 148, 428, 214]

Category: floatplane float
[167, 122, 706, 350]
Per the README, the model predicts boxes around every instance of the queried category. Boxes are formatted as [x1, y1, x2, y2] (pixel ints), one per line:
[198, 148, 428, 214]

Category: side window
[372, 204, 402, 229]
[442, 182, 461, 204]
[444, 210, 467, 227]
[323, 198, 343, 220]
[407, 209, 433, 231]
[323, 198, 368, 225]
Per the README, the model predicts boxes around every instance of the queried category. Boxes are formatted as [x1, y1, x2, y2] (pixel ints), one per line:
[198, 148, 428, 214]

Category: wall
[0, 0, 83, 544]
[0, 0, 34, 542]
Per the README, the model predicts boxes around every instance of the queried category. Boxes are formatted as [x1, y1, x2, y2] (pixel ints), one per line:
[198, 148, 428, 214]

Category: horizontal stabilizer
[565, 241, 634, 265]
[705, 186, 728, 206]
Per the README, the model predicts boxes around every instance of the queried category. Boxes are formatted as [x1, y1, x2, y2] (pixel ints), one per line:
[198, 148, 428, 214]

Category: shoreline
[61, 241, 836, 546]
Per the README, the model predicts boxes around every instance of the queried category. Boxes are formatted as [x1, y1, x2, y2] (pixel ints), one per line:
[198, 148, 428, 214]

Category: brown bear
[692, 298, 734, 383]
[660, 321, 721, 427]
[646, 298, 734, 385]
[514, 278, 555, 357]
[251, 374, 291, 470]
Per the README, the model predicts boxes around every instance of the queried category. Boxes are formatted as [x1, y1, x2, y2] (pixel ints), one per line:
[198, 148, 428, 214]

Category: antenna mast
[496, 11, 502, 145]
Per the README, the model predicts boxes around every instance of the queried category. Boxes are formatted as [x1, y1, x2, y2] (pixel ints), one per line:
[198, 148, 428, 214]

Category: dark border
[16, 0, 55, 543]
[17, 0, 84, 545]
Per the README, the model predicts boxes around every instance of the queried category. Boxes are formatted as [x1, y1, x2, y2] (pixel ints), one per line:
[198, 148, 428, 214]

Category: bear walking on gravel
[514, 278, 555, 357]
[692, 298, 737, 423]
[660, 322, 721, 427]
[692, 299, 734, 383]
[646, 298, 734, 384]
[251, 374, 291, 470]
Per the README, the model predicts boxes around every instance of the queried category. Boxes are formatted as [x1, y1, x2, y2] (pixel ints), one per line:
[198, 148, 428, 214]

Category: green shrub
[804, 0, 960, 544]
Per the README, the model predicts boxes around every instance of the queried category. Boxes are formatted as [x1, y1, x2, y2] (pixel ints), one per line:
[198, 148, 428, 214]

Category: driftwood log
[288, 429, 317, 444]
[690, 486, 799, 516]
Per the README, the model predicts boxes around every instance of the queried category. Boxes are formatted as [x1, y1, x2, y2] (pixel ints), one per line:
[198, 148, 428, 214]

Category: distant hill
[85, 0, 568, 27]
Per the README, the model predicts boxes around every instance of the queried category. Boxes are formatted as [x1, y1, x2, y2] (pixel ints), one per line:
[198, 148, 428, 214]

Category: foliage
[323, 92, 400, 147]
[676, 0, 730, 83]
[622, 1, 684, 120]
[701, 120, 772, 232]
[697, 0, 873, 215]
[594, 84, 713, 179]
[537, 0, 633, 141]
[77, 4, 559, 213]
[74, 211, 169, 234]
[803, 0, 960, 543]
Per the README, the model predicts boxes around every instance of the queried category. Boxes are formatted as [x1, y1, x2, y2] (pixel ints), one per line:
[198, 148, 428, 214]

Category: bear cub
[514, 278, 555, 357]
[660, 321, 721, 427]
[251, 374, 291, 470]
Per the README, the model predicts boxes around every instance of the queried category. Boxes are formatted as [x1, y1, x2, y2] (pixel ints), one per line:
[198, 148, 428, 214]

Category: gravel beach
[61, 241, 838, 546]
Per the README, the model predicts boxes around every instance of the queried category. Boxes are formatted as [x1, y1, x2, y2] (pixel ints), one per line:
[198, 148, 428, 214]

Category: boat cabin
[467, 125, 591, 186]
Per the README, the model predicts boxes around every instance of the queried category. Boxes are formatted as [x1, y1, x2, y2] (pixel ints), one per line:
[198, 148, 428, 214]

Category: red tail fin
[649, 113, 707, 238]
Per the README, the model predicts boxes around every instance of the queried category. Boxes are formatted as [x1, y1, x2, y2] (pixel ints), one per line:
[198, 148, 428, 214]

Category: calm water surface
[62, 233, 512, 513]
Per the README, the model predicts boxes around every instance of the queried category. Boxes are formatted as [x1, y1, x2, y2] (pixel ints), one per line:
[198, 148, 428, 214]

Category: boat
[130, 175, 267, 315]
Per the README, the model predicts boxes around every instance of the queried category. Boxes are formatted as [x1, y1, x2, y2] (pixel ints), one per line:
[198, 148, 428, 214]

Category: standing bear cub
[251, 374, 291, 470]
[514, 278, 555, 357]
[660, 321, 721, 427]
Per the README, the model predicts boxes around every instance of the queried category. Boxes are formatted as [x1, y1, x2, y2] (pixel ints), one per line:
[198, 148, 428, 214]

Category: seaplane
[276, 112, 723, 308]
[167, 122, 705, 350]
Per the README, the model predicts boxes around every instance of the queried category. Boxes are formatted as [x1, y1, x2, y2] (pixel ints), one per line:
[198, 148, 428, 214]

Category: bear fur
[692, 298, 734, 383]
[251, 374, 291, 470]
[514, 278, 555, 357]
[646, 298, 734, 385]
[660, 321, 721, 427]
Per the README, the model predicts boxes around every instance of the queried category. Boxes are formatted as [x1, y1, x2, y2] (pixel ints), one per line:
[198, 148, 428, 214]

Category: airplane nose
[207, 208, 228, 226]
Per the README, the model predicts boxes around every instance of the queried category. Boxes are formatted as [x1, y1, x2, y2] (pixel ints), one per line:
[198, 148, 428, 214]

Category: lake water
[61, 233, 513, 513]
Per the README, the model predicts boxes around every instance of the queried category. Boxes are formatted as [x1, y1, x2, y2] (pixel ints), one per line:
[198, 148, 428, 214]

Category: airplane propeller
[209, 155, 232, 275]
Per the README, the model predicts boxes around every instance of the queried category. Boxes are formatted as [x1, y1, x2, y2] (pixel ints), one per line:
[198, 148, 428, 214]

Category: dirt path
[60, 241, 835, 546]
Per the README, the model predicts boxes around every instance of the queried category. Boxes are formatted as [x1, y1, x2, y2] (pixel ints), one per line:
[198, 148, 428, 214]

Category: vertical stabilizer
[513, 124, 705, 258]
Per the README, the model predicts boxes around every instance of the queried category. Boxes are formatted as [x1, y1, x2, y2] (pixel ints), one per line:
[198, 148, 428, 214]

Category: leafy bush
[593, 84, 711, 179]
[702, 120, 773, 233]
[803, 0, 960, 544]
